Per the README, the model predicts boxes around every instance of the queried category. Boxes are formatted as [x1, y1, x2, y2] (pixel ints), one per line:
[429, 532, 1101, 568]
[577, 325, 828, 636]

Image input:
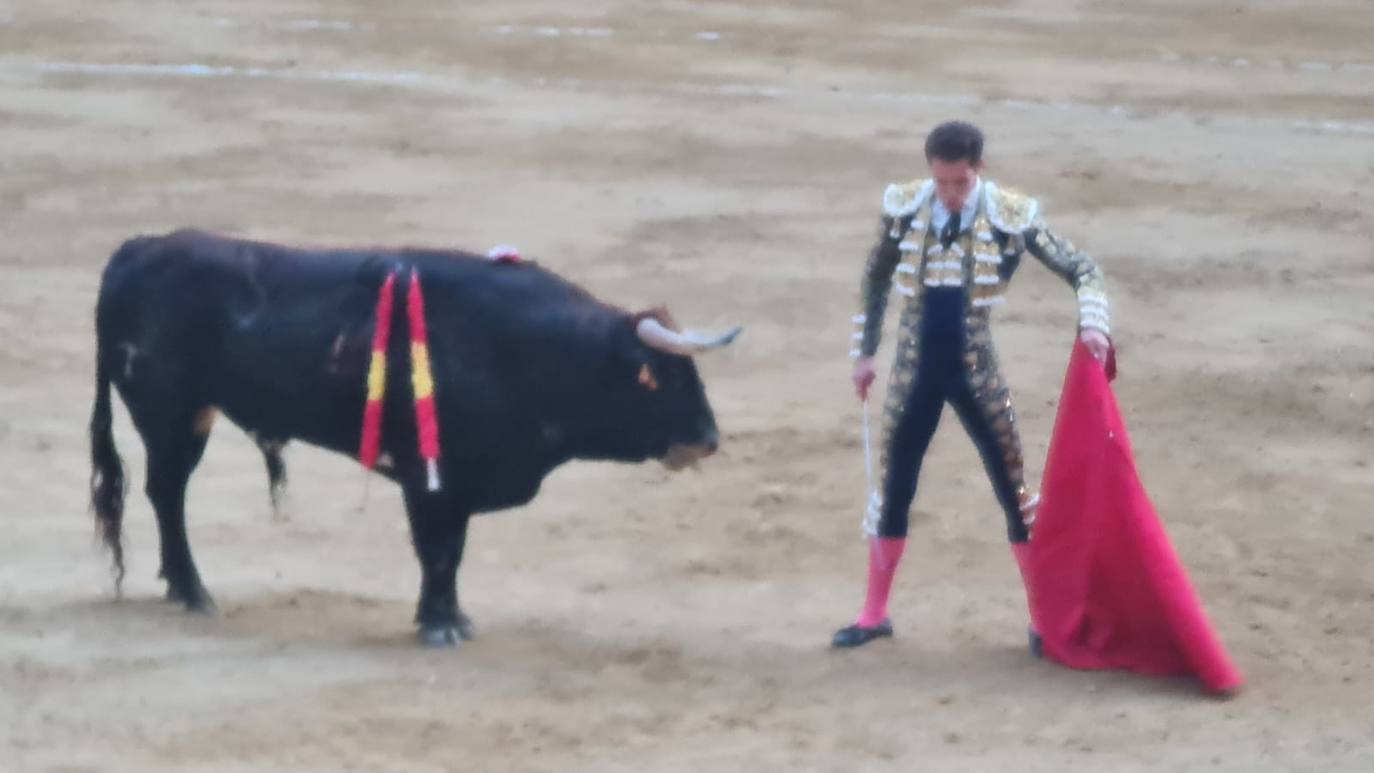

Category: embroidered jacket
[851, 179, 1110, 358]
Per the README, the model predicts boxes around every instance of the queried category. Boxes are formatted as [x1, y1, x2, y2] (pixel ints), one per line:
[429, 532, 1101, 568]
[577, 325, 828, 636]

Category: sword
[862, 397, 874, 493]
[861, 396, 881, 537]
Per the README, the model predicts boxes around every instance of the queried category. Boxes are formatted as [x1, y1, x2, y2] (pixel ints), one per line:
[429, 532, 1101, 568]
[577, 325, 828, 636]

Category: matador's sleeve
[852, 217, 902, 358]
[1022, 219, 1111, 336]
[851, 180, 928, 357]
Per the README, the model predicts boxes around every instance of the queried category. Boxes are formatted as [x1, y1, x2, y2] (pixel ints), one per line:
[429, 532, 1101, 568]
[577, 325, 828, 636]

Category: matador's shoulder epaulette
[982, 181, 1040, 233]
[882, 179, 934, 218]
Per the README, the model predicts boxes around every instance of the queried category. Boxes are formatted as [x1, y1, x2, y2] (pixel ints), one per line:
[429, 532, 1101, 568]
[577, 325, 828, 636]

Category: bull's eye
[637, 363, 659, 391]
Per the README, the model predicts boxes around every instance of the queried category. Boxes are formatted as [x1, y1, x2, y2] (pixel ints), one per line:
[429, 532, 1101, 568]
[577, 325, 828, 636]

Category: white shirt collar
[930, 176, 983, 230]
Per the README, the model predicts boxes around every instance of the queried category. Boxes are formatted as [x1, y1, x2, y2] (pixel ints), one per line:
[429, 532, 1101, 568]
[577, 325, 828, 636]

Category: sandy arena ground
[2, 0, 1372, 770]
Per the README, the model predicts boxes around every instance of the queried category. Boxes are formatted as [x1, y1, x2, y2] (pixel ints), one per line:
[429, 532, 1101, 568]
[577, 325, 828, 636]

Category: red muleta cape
[1028, 340, 1243, 695]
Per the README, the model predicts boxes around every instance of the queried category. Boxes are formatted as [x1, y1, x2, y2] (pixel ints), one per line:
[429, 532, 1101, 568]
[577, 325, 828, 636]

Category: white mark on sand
[212, 17, 369, 31]
[283, 20, 360, 31]
[32, 61, 429, 86]
[21, 60, 1374, 139]
[1290, 120, 1374, 137]
[494, 25, 614, 39]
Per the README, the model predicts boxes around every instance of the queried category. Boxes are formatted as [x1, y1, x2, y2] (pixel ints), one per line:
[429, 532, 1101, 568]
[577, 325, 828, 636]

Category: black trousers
[876, 288, 1030, 543]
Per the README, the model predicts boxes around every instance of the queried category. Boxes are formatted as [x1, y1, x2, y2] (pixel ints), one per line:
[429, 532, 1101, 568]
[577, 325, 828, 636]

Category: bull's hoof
[1028, 628, 1043, 658]
[166, 584, 217, 614]
[456, 613, 476, 642]
[186, 597, 218, 615]
[417, 625, 461, 648]
[831, 619, 893, 649]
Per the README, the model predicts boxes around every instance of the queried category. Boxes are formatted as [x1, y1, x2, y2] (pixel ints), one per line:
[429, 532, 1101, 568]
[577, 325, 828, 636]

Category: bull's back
[97, 228, 383, 338]
[93, 229, 622, 475]
[95, 231, 375, 448]
[95, 232, 225, 367]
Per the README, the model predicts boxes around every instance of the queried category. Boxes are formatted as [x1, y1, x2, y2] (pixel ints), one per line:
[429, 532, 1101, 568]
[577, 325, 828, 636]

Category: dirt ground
[2, 0, 1372, 770]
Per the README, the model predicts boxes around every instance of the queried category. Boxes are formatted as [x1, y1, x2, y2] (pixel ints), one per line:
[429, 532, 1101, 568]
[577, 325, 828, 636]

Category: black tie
[941, 209, 962, 249]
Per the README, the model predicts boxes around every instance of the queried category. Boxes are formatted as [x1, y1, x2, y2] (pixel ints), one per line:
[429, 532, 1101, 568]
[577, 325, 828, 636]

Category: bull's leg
[256, 436, 288, 520]
[134, 408, 216, 611]
[402, 485, 472, 647]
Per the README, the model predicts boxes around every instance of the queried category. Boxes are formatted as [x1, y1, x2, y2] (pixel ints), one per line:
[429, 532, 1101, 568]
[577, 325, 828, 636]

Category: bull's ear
[610, 316, 658, 388]
[637, 362, 660, 391]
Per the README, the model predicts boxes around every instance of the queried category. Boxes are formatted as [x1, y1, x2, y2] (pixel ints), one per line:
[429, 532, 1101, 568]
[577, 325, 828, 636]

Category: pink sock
[857, 537, 906, 627]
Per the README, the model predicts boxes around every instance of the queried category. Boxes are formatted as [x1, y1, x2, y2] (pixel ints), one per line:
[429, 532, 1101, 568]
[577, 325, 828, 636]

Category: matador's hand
[1080, 328, 1111, 366]
[852, 357, 877, 401]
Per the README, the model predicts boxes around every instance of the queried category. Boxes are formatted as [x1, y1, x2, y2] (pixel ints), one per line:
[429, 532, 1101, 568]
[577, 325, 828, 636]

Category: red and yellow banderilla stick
[357, 272, 396, 470]
[406, 269, 443, 492]
[357, 268, 443, 493]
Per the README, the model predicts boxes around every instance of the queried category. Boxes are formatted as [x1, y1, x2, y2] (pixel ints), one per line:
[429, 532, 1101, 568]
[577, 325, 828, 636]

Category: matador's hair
[925, 121, 984, 165]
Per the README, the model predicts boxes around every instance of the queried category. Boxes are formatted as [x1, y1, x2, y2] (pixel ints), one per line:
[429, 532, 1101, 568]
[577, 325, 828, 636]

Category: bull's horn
[636, 318, 742, 356]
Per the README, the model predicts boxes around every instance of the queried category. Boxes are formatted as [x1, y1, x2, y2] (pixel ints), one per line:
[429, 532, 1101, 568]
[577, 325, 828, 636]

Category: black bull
[88, 230, 739, 645]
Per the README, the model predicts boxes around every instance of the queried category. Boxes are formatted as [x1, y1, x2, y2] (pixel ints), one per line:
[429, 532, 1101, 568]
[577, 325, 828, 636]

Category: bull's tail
[90, 346, 126, 591]
[89, 236, 153, 590]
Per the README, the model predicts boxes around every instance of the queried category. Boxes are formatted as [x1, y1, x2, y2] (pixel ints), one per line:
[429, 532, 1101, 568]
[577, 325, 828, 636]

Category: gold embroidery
[988, 184, 1038, 232]
[883, 178, 932, 218]
[973, 263, 1000, 284]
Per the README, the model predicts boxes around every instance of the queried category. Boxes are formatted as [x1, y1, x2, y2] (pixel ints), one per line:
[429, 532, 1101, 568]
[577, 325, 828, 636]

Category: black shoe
[832, 619, 894, 648]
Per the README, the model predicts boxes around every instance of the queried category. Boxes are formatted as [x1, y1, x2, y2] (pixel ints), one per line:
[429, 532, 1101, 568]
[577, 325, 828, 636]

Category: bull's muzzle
[663, 433, 718, 471]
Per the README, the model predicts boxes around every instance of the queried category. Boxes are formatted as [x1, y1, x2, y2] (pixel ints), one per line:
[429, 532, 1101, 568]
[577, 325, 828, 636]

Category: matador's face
[929, 158, 984, 213]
